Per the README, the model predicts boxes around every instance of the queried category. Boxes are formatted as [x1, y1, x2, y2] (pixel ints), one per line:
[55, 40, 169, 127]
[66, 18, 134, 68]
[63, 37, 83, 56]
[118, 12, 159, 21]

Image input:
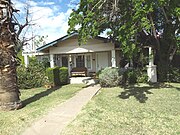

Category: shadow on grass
[149, 83, 180, 91]
[22, 86, 61, 107]
[118, 86, 153, 103]
[118, 83, 180, 103]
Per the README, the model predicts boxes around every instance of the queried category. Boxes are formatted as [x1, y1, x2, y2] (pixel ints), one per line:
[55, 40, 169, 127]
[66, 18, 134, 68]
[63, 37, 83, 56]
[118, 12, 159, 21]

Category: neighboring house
[23, 33, 121, 76]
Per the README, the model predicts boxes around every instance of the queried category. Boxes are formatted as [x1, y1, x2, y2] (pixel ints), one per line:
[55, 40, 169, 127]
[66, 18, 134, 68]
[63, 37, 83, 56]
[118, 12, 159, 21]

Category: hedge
[46, 67, 69, 86]
[46, 67, 60, 86]
[59, 67, 69, 85]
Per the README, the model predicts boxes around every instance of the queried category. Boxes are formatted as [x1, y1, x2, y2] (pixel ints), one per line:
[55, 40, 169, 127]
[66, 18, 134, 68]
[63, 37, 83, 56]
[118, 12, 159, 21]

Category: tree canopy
[68, 0, 180, 81]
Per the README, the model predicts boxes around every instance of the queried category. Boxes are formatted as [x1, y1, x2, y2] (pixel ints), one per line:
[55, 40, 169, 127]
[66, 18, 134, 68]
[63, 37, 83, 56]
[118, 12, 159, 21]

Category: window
[86, 55, 92, 69]
[76, 55, 85, 67]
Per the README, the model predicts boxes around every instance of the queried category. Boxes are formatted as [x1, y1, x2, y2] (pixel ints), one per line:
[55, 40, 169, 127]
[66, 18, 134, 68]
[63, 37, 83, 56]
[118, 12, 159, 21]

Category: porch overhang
[66, 47, 93, 54]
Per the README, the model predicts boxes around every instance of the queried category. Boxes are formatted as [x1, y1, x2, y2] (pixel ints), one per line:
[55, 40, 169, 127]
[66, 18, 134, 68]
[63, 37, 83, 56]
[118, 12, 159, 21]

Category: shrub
[167, 67, 180, 83]
[127, 69, 137, 84]
[17, 58, 47, 89]
[99, 67, 123, 87]
[96, 69, 103, 78]
[59, 67, 69, 85]
[123, 68, 148, 85]
[46, 67, 60, 86]
[42, 58, 50, 68]
[137, 70, 148, 83]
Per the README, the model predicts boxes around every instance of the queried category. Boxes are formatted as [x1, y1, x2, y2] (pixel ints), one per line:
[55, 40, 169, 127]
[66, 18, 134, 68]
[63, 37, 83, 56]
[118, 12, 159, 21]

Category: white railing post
[147, 47, 157, 82]
[24, 54, 29, 67]
[111, 49, 116, 67]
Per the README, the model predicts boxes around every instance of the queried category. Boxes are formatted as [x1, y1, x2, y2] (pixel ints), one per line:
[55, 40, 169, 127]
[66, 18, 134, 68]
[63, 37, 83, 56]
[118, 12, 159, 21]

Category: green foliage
[17, 50, 24, 65]
[59, 67, 69, 85]
[123, 69, 137, 84]
[95, 68, 103, 78]
[17, 58, 47, 89]
[41, 58, 50, 68]
[34, 35, 48, 48]
[123, 69, 148, 85]
[68, 0, 180, 81]
[99, 67, 123, 87]
[46, 67, 60, 86]
[137, 70, 148, 83]
[127, 70, 138, 84]
[167, 67, 180, 83]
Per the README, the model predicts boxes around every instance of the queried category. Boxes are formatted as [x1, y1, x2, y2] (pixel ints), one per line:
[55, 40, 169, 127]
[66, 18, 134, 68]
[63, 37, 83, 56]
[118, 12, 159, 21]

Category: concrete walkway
[22, 84, 101, 135]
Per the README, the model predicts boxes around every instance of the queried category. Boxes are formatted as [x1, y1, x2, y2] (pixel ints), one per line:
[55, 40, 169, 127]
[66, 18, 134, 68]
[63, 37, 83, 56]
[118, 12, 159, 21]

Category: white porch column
[111, 49, 116, 67]
[148, 47, 153, 66]
[73, 55, 76, 67]
[68, 55, 72, 76]
[50, 54, 55, 68]
[24, 54, 29, 67]
[147, 47, 157, 82]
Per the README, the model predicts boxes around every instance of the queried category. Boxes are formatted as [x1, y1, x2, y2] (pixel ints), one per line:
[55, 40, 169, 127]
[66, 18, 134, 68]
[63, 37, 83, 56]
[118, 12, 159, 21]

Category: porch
[49, 50, 120, 76]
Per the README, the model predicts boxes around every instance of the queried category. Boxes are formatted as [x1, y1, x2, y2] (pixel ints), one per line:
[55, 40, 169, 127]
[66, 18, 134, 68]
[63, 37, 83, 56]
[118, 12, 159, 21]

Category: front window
[76, 55, 85, 67]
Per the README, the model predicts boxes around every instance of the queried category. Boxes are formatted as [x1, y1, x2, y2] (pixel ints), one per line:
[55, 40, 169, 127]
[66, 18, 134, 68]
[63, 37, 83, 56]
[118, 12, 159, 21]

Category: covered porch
[49, 50, 120, 77]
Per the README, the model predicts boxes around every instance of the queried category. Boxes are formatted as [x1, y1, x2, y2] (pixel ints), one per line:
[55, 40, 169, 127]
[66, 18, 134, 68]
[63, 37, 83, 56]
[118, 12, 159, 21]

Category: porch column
[146, 47, 157, 82]
[50, 54, 55, 68]
[68, 55, 72, 76]
[111, 49, 116, 67]
[24, 54, 29, 67]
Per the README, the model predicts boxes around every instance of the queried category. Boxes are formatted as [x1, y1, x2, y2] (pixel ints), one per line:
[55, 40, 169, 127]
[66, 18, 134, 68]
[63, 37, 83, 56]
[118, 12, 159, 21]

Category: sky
[12, 0, 79, 50]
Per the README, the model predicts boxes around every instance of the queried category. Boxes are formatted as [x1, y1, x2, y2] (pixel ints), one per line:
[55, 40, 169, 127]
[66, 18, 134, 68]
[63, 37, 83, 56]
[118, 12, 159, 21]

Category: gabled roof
[36, 33, 78, 52]
[36, 33, 108, 52]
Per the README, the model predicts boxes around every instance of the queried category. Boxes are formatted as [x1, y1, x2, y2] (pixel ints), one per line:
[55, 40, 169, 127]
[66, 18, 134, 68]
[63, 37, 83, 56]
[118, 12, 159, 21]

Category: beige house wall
[49, 38, 115, 54]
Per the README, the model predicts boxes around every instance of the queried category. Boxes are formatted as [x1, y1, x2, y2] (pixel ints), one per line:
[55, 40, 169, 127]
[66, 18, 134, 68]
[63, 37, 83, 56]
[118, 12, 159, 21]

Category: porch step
[70, 77, 99, 85]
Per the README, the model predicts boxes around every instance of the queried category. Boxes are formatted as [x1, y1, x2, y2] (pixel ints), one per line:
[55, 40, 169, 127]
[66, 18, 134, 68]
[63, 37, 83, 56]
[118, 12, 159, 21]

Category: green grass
[0, 84, 84, 135]
[62, 83, 180, 135]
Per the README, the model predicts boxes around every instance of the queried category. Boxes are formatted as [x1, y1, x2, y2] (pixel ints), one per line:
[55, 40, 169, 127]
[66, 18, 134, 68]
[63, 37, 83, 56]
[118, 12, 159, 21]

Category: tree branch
[149, 13, 160, 50]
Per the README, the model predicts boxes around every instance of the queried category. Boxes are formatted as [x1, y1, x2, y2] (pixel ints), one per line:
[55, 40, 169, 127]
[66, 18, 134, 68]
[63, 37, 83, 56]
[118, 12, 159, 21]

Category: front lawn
[62, 83, 180, 135]
[0, 84, 84, 135]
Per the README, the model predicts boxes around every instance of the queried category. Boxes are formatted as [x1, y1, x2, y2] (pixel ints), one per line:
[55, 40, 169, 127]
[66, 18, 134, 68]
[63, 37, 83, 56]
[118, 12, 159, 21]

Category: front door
[96, 52, 109, 71]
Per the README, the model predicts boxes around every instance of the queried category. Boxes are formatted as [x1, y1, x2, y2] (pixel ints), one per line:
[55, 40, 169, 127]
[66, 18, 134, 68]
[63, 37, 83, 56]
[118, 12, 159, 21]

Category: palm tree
[0, 0, 21, 111]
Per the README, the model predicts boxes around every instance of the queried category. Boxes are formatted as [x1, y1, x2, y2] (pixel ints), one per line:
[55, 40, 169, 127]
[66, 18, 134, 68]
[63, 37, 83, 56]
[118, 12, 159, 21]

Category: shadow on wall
[22, 86, 61, 107]
[118, 83, 180, 103]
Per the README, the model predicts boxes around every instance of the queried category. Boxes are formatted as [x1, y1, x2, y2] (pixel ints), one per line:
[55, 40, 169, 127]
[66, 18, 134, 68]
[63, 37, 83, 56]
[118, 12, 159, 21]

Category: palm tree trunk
[0, 0, 21, 111]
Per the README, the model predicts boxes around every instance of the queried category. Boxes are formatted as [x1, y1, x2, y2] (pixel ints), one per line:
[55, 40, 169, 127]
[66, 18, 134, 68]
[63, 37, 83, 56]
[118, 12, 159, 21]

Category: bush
[59, 67, 69, 85]
[99, 67, 123, 87]
[127, 69, 137, 84]
[96, 69, 103, 78]
[46, 67, 60, 86]
[17, 58, 47, 89]
[137, 70, 148, 83]
[167, 67, 180, 83]
[123, 68, 148, 85]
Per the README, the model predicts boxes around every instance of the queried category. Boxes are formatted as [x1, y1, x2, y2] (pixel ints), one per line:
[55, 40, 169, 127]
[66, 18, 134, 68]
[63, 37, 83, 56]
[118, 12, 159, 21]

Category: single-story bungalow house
[23, 33, 121, 76]
[22, 33, 157, 82]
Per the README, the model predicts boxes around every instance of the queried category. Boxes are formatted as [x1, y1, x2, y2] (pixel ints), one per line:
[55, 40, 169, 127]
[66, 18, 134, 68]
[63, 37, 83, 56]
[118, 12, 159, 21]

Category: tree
[68, 0, 180, 81]
[0, 0, 31, 111]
